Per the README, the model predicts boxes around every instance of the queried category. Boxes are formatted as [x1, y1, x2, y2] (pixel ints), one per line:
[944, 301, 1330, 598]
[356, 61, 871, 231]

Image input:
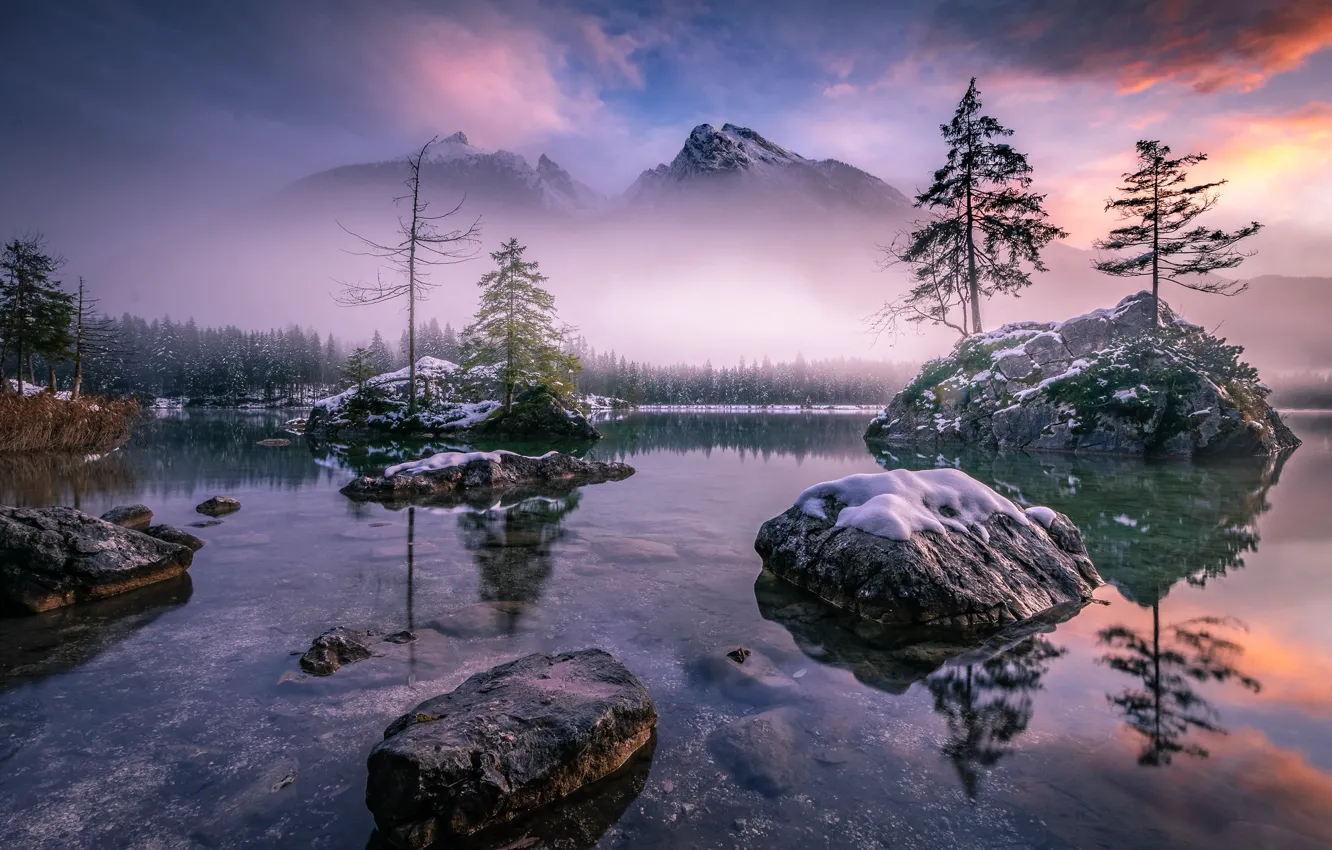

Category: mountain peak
[442, 131, 468, 145]
[625, 122, 908, 211]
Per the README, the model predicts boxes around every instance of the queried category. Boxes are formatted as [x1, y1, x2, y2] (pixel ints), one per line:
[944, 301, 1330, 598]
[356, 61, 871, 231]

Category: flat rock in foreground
[366, 649, 657, 849]
[0, 506, 194, 614]
[754, 468, 1102, 630]
[341, 451, 634, 506]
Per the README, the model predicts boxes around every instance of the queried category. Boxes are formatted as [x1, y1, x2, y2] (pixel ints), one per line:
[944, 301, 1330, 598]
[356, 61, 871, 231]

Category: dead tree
[335, 137, 482, 413]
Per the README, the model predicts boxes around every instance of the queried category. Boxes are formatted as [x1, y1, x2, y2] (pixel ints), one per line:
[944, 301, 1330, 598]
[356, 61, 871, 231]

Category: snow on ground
[6, 379, 72, 399]
[385, 449, 558, 477]
[636, 404, 882, 413]
[795, 467, 1043, 543]
[1025, 506, 1058, 528]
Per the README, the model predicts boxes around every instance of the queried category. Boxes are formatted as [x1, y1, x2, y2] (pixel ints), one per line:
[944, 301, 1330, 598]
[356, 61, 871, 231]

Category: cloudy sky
[2, 0, 1330, 363]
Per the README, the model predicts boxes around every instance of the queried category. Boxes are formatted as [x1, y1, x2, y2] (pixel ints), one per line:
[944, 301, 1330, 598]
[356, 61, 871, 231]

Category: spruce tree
[0, 235, 74, 392]
[460, 239, 579, 409]
[1093, 140, 1262, 326]
[366, 330, 392, 374]
[341, 347, 376, 390]
[889, 78, 1066, 335]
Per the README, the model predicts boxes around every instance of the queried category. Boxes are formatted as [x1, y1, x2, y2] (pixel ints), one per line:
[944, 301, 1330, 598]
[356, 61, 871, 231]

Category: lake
[2, 409, 1331, 850]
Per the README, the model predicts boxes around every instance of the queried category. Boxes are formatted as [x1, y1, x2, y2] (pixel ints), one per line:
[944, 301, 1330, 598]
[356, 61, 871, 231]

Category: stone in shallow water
[707, 707, 805, 797]
[0, 506, 193, 614]
[690, 646, 802, 707]
[99, 504, 153, 531]
[144, 525, 205, 552]
[754, 469, 1102, 630]
[365, 648, 657, 849]
[299, 627, 373, 676]
[196, 496, 241, 516]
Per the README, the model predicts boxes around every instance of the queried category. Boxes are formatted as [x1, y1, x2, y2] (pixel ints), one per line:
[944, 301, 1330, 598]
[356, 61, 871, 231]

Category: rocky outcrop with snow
[865, 292, 1300, 457]
[306, 360, 602, 442]
[754, 468, 1102, 630]
[365, 649, 656, 849]
[624, 123, 909, 212]
[0, 506, 194, 614]
[340, 450, 635, 507]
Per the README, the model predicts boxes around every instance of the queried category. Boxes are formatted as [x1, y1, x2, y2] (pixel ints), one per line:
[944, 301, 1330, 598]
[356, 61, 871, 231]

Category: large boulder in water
[341, 450, 634, 507]
[365, 648, 657, 849]
[754, 468, 1102, 630]
[864, 291, 1300, 457]
[0, 506, 194, 614]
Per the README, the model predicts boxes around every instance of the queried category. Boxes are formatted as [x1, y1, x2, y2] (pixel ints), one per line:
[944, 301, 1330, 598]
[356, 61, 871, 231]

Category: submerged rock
[865, 291, 1300, 457]
[690, 646, 803, 706]
[365, 649, 657, 849]
[340, 450, 634, 507]
[255, 438, 291, 447]
[707, 708, 804, 797]
[299, 627, 373, 676]
[144, 525, 206, 552]
[754, 468, 1102, 630]
[196, 496, 241, 516]
[99, 504, 153, 531]
[0, 506, 194, 614]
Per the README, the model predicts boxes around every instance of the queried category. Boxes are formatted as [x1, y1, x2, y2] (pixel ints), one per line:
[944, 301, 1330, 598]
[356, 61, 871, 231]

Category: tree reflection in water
[1098, 609, 1261, 766]
[924, 637, 1066, 798]
[456, 491, 582, 630]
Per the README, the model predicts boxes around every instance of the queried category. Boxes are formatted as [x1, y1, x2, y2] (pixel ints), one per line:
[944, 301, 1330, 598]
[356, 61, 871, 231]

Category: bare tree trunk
[48, 363, 57, 394]
[407, 161, 420, 415]
[72, 277, 85, 399]
[1151, 165, 1160, 328]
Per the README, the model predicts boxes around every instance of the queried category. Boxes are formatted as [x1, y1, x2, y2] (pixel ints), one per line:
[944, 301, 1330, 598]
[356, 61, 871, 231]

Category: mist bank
[11, 187, 1330, 375]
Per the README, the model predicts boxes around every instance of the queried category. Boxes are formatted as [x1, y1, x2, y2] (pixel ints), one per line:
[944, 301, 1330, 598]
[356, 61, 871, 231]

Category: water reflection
[925, 636, 1066, 797]
[595, 412, 875, 462]
[459, 492, 581, 613]
[0, 450, 138, 508]
[871, 448, 1289, 606]
[0, 575, 192, 690]
[1098, 610, 1261, 766]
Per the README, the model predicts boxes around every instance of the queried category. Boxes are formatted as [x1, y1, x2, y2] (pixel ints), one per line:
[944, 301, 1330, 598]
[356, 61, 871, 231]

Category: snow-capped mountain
[622, 123, 910, 212]
[285, 124, 907, 218]
[287, 131, 606, 216]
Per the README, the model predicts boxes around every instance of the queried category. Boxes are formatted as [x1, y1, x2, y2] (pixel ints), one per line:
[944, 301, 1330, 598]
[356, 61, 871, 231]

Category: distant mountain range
[285, 124, 910, 216]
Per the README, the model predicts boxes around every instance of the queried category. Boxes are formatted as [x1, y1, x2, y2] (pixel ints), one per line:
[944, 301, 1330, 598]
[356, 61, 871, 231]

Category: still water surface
[2, 410, 1331, 849]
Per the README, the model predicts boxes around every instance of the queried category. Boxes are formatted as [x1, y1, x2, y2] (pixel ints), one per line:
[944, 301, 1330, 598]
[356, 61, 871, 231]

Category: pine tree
[460, 239, 579, 409]
[1093, 140, 1262, 326]
[367, 330, 392, 374]
[882, 78, 1066, 335]
[341, 347, 376, 390]
[69, 277, 120, 399]
[0, 235, 74, 392]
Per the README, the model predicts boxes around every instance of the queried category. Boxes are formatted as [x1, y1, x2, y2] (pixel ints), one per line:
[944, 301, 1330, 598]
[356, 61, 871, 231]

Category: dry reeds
[0, 392, 140, 453]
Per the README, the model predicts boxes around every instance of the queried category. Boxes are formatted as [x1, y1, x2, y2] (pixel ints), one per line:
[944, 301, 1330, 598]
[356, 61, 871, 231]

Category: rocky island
[304, 357, 601, 442]
[340, 449, 635, 507]
[865, 292, 1299, 457]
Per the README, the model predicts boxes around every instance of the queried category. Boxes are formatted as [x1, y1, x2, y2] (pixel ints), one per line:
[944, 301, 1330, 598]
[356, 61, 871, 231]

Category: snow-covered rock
[304, 357, 502, 439]
[754, 468, 1102, 630]
[340, 450, 635, 507]
[624, 123, 909, 212]
[865, 292, 1301, 457]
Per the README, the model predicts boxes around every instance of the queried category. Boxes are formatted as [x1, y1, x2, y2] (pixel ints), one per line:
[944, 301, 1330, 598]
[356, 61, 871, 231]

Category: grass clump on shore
[0, 392, 139, 453]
